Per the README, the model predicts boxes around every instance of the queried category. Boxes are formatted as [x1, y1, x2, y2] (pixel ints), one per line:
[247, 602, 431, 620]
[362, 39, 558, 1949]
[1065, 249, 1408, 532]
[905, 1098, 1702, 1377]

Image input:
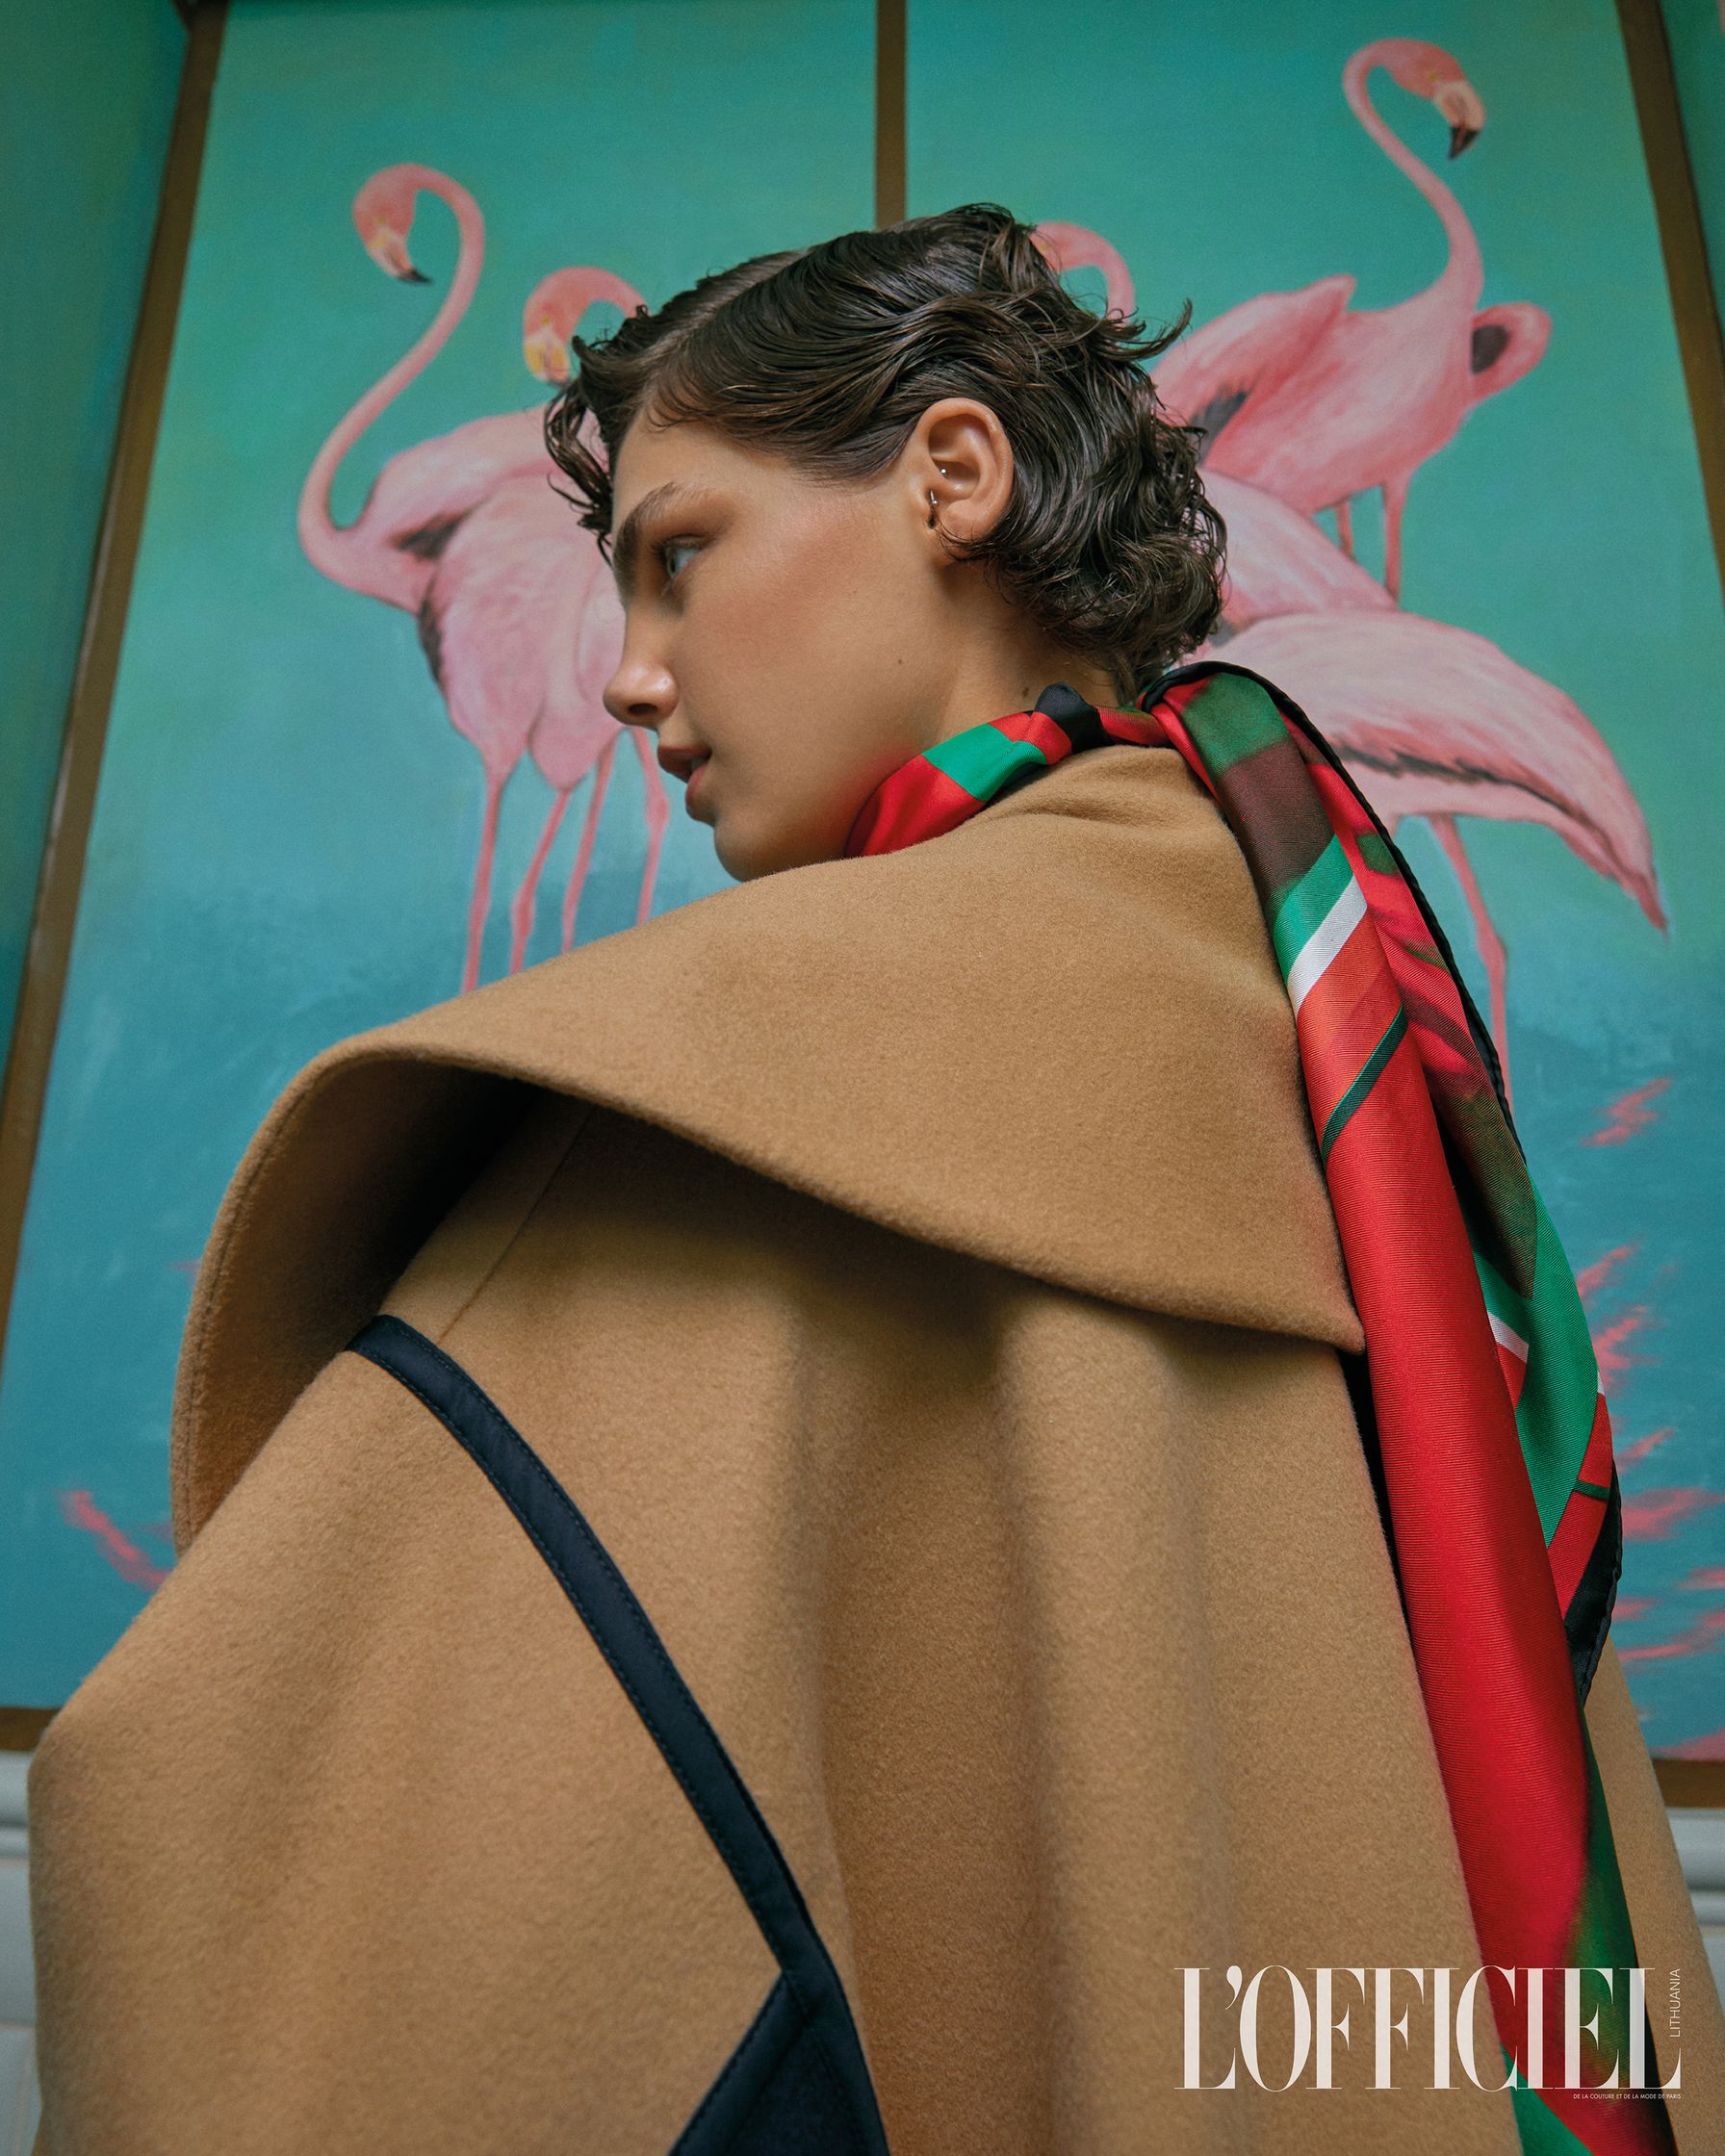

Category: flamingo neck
[297, 174, 486, 584]
[1344, 46, 1480, 303]
[580, 269, 644, 316]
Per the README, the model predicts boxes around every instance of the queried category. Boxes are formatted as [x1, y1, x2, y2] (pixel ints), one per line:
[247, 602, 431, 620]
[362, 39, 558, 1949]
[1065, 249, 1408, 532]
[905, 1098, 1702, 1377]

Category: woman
[27, 206, 1722, 2153]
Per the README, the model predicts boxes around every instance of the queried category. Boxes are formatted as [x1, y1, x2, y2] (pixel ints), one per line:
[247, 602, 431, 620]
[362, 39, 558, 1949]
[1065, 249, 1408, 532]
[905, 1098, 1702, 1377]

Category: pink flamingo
[1144, 39, 1551, 600]
[504, 270, 668, 972]
[1210, 608, 1666, 1101]
[1034, 224, 1392, 629]
[299, 166, 648, 988]
[297, 167, 552, 612]
[1033, 218, 1662, 1104]
[299, 164, 539, 986]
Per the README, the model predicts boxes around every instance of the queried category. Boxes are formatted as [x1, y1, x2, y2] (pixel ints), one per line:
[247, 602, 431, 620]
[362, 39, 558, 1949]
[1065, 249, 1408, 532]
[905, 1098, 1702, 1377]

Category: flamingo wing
[418, 480, 574, 770]
[1151, 275, 1355, 452]
[1218, 609, 1664, 926]
[354, 404, 555, 560]
[1468, 302, 1551, 406]
[1204, 474, 1392, 629]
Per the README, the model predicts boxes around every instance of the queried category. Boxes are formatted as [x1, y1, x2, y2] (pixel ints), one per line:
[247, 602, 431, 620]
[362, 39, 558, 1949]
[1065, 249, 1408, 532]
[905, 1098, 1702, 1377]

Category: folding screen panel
[910, 0, 1725, 1755]
[0, 0, 185, 1063]
[0, 0, 872, 1703]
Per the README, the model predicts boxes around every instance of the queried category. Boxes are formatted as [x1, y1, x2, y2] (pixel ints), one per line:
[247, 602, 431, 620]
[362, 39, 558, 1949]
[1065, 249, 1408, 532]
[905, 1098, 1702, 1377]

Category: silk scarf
[844, 663, 1671, 2155]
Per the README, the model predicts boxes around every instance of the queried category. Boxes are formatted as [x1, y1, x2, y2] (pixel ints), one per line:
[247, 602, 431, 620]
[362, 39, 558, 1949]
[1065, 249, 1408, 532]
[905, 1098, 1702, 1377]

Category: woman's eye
[657, 537, 700, 585]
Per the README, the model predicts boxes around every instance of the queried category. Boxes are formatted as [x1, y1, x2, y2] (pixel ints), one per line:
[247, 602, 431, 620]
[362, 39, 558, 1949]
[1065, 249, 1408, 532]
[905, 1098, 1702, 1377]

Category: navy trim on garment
[347, 1313, 890, 2153]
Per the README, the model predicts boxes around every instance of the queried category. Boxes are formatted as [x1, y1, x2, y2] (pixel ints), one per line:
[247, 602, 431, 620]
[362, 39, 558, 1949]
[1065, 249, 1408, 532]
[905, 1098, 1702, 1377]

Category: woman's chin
[714, 815, 840, 884]
[715, 833, 783, 883]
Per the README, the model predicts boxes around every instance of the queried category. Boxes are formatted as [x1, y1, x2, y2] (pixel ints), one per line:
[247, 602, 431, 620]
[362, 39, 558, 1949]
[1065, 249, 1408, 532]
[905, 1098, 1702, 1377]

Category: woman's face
[602, 399, 1085, 880]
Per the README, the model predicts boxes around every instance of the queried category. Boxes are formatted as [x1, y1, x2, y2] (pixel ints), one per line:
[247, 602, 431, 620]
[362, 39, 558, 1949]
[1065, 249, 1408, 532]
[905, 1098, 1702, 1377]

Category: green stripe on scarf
[1320, 1004, 1408, 1162]
[1173, 669, 1287, 774]
[1270, 834, 1357, 981]
[925, 727, 1047, 800]
[1475, 1200, 1602, 1543]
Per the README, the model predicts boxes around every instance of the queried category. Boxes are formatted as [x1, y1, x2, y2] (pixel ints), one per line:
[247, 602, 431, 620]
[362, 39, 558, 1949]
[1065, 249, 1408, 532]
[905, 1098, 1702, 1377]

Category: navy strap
[346, 1314, 888, 2150]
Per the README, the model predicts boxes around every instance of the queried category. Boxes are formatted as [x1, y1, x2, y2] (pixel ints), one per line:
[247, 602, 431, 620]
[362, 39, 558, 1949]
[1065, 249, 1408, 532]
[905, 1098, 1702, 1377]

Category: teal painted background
[0, 0, 185, 1065]
[3, 0, 1722, 1754]
[0, 0, 871, 1703]
[1665, 0, 1725, 316]
[911, 0, 1725, 1751]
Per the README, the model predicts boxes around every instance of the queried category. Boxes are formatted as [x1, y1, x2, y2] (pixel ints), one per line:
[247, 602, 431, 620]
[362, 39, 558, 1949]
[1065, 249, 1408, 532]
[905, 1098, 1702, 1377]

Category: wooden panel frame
[1620, 0, 1725, 602]
[875, 0, 906, 223]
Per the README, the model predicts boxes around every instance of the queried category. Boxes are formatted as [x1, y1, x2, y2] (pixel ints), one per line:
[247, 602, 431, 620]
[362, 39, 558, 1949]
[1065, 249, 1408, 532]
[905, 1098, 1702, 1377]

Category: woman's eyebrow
[611, 481, 709, 602]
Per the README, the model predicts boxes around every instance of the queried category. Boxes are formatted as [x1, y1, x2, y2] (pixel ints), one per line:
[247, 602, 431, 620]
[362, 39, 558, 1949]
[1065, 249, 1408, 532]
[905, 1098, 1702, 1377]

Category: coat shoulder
[173, 746, 1362, 1542]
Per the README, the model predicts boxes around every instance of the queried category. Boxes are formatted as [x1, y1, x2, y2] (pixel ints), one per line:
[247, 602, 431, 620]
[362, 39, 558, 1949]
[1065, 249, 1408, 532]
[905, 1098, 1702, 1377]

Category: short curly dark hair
[544, 203, 1224, 694]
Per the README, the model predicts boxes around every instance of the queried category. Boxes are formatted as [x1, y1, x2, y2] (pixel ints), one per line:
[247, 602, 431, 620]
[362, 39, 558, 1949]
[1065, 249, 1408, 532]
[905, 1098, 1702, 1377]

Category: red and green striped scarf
[845, 664, 1672, 2154]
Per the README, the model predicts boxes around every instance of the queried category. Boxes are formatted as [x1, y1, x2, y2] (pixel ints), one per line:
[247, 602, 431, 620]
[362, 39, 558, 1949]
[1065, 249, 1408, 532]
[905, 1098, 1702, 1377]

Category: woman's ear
[904, 398, 1014, 555]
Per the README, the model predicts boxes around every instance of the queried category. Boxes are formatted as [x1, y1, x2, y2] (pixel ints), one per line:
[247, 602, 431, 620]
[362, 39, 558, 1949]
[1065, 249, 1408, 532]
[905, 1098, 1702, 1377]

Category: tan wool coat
[25, 742, 1725, 2154]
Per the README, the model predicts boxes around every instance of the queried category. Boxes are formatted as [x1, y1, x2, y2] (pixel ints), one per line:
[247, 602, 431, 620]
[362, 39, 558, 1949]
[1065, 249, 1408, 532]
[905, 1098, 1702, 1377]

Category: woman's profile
[24, 205, 1724, 2154]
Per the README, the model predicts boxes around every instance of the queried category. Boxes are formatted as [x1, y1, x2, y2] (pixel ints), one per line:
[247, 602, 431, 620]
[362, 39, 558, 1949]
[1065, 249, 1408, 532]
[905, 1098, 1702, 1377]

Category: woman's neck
[924, 645, 1125, 749]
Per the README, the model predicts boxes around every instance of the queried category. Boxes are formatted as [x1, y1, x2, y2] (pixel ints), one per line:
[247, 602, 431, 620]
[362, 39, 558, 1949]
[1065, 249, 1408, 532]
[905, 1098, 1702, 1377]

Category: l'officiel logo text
[1180, 1965, 1682, 2092]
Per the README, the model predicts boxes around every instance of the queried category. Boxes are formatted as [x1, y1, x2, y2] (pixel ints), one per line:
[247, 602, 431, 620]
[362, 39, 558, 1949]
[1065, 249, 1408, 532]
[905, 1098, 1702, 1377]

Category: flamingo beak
[1435, 80, 1485, 160]
[524, 321, 572, 384]
[365, 224, 428, 283]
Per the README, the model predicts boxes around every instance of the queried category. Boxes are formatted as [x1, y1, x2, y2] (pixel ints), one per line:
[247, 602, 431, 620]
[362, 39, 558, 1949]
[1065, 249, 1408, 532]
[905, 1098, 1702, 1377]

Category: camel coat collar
[174, 739, 1363, 1546]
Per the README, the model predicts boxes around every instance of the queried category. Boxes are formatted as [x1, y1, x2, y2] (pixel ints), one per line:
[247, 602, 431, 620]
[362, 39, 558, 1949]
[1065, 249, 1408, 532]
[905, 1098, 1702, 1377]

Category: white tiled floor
[0, 1742, 1717, 2154]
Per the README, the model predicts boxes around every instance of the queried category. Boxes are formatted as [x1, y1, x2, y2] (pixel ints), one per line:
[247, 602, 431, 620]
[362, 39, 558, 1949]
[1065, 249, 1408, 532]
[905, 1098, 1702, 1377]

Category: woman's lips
[656, 741, 712, 814]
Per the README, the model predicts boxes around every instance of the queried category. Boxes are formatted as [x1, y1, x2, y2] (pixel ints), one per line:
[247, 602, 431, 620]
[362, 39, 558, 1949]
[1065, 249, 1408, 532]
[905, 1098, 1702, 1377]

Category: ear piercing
[928, 464, 951, 528]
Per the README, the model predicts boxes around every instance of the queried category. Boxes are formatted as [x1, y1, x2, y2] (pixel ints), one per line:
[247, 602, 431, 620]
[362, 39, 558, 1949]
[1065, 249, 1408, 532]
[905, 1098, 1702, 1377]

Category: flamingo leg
[631, 725, 671, 925]
[1381, 470, 1410, 603]
[462, 767, 507, 995]
[1333, 498, 1355, 560]
[507, 785, 572, 977]
[561, 732, 620, 952]
[1426, 811, 1512, 1111]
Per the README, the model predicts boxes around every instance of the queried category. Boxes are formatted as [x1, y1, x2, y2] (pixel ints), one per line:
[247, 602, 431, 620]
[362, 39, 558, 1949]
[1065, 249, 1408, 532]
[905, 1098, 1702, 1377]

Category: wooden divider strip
[0, 2, 226, 1390]
[1617, 0, 1725, 605]
[875, 0, 906, 225]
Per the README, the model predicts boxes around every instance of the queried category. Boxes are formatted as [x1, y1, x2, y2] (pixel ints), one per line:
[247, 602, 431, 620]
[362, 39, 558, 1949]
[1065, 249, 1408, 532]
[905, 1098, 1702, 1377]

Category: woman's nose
[604, 644, 677, 731]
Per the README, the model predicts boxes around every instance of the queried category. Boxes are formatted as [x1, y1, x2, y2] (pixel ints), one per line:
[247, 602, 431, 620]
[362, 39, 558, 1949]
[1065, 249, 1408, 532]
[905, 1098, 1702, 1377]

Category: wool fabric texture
[25, 670, 1723, 2154]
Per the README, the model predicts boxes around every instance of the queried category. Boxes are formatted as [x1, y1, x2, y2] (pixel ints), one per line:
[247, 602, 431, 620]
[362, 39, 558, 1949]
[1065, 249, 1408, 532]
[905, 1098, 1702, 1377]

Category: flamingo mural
[1138, 38, 1550, 600]
[299, 166, 664, 991]
[1033, 126, 1663, 1109]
